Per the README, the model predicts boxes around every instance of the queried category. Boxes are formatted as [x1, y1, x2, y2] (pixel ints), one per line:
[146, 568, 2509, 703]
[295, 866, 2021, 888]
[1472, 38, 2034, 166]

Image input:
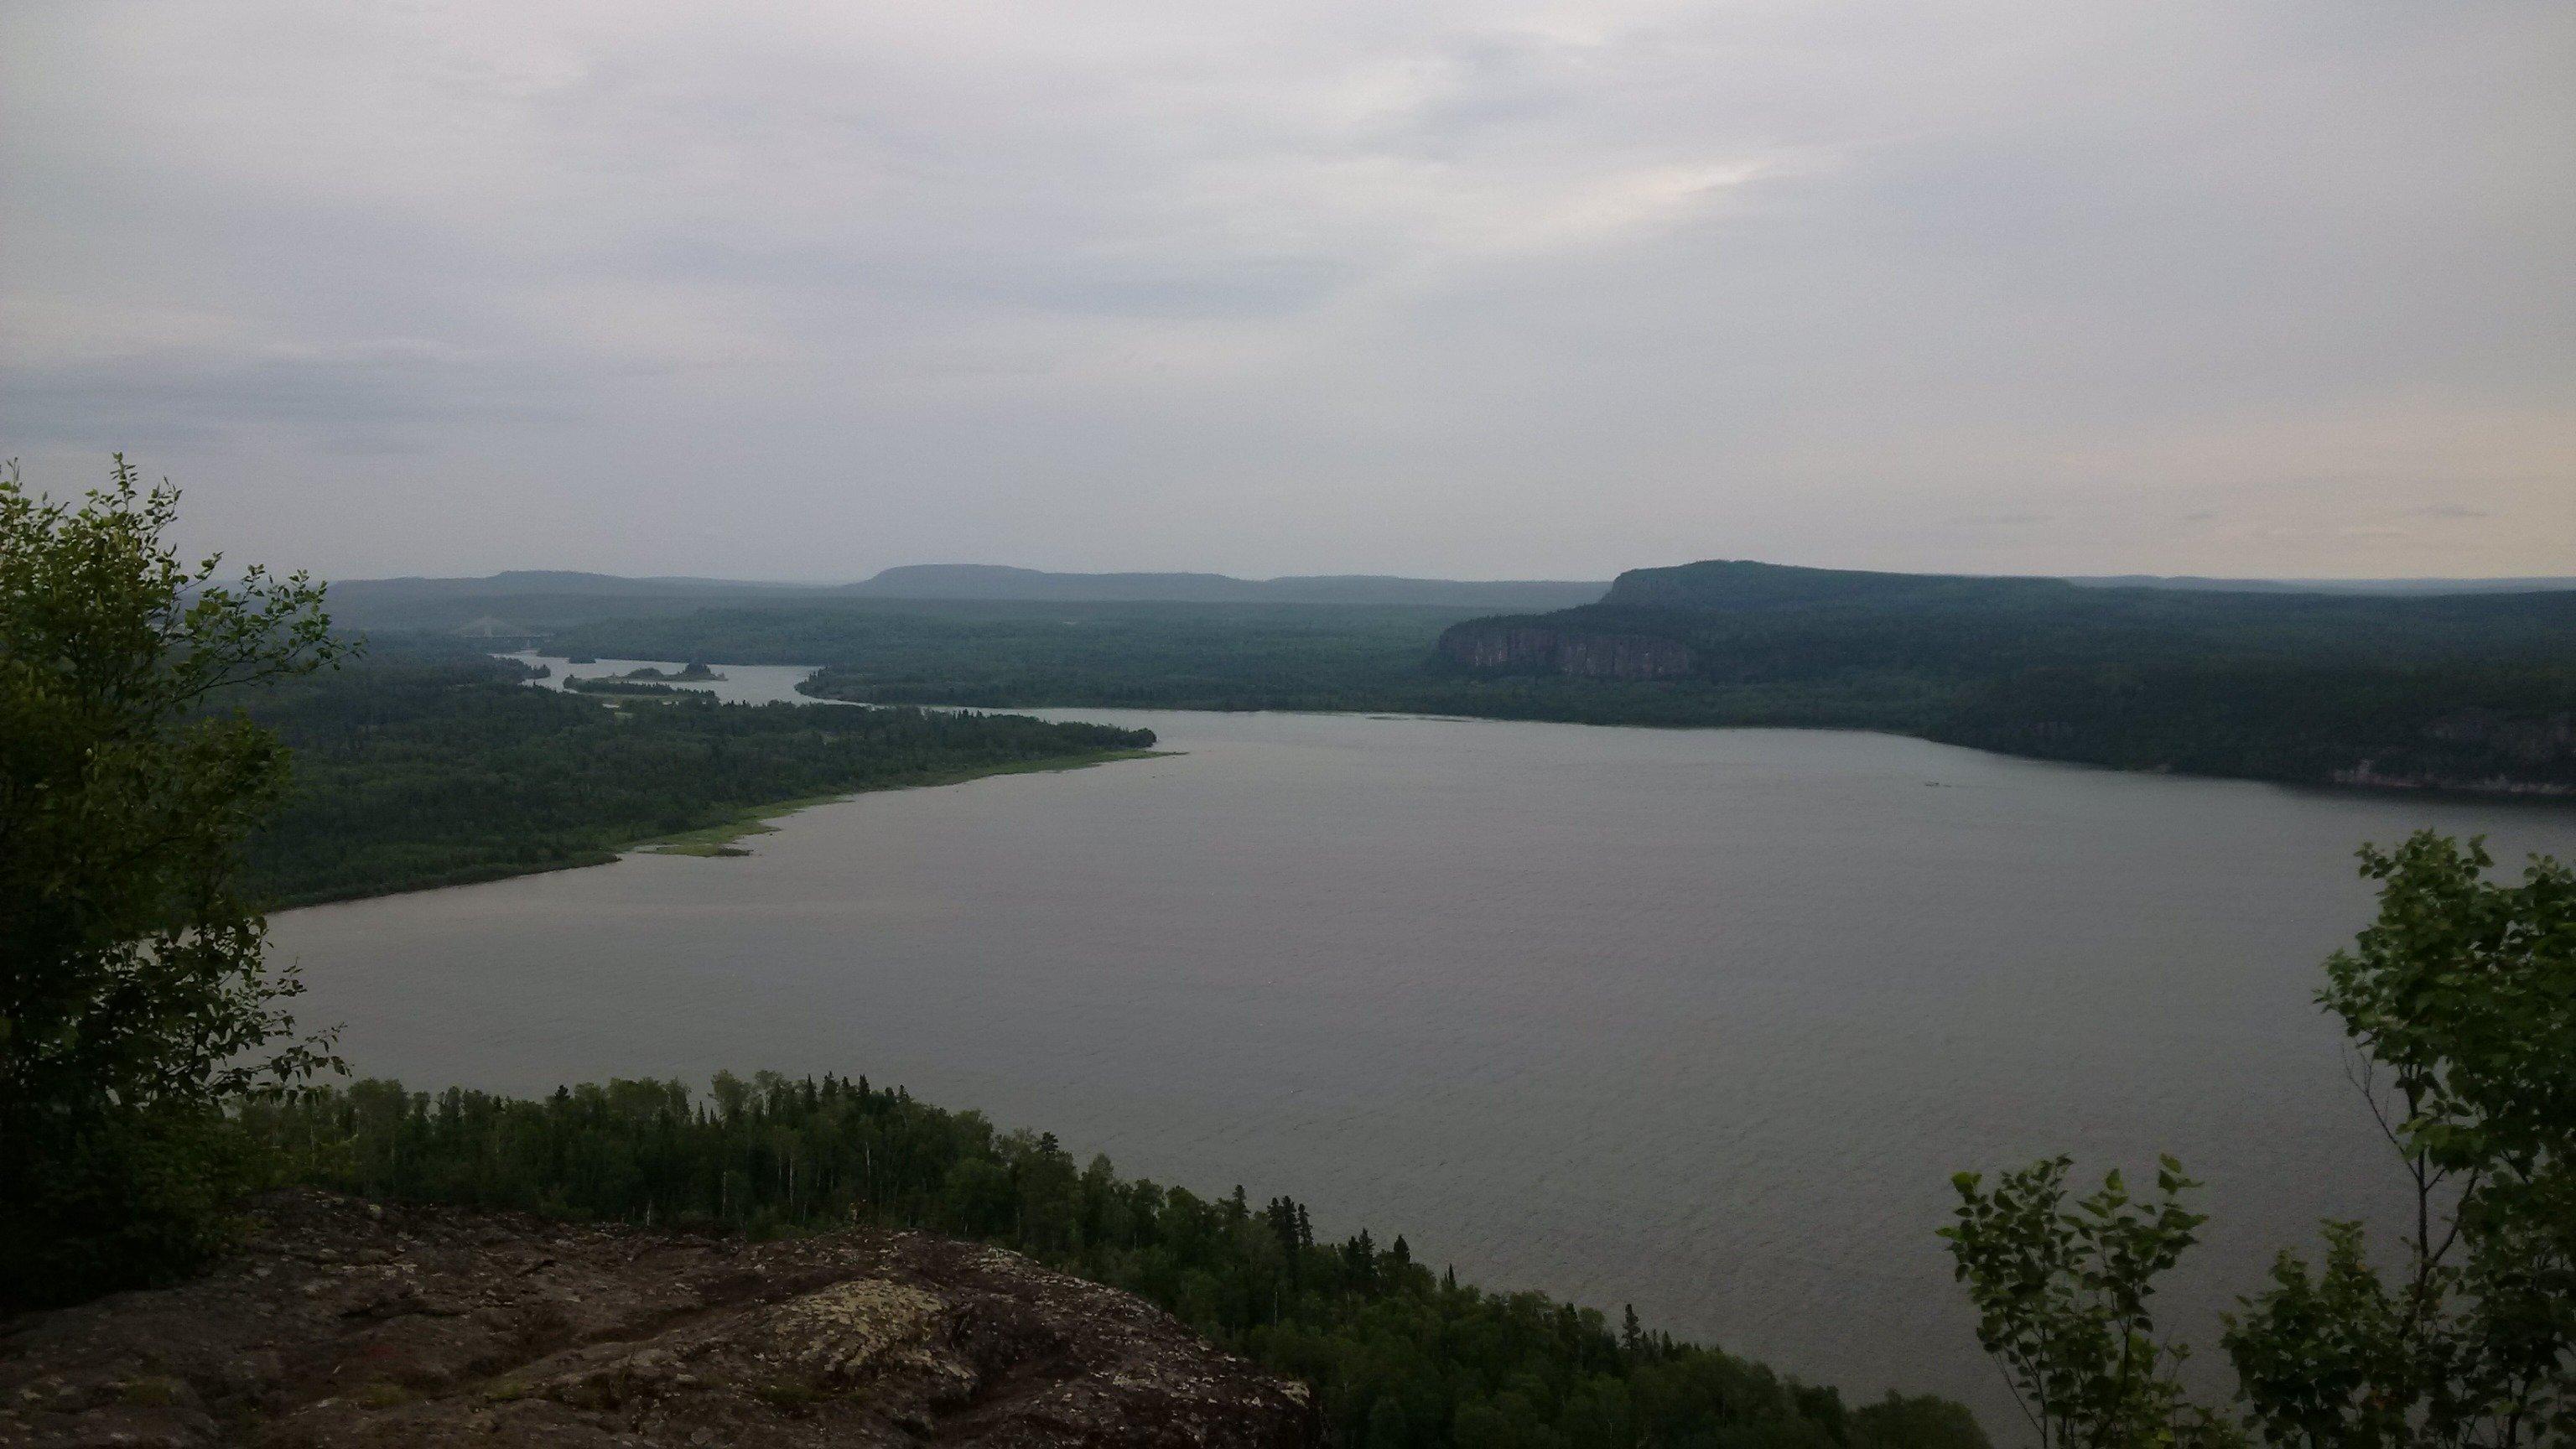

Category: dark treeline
[235, 643, 1156, 906]
[1446, 562, 2576, 793]
[552, 599, 1487, 710]
[1932, 657, 2575, 789]
[551, 601, 1952, 727]
[563, 674, 713, 697]
[1592, 559, 2576, 665]
[245, 1073, 1985, 1449]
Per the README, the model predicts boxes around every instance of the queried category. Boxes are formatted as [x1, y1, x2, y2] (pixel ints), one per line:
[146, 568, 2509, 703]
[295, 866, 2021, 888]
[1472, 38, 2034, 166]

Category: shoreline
[269, 747, 1175, 911]
[795, 678, 2576, 809]
[636, 748, 1176, 856]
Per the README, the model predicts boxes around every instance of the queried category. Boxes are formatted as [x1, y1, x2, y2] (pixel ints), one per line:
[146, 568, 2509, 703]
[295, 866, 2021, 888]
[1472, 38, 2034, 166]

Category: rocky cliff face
[1435, 622, 1696, 680]
[2419, 709, 2576, 766]
[0, 1192, 1315, 1448]
[2326, 710, 2576, 796]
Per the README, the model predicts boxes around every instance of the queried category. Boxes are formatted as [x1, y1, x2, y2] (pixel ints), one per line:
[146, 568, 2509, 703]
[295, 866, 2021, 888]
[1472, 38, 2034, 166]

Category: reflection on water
[278, 660, 2576, 1420]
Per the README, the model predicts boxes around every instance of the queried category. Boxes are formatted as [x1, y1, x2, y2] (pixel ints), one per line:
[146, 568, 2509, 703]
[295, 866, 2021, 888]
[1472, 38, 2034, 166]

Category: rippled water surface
[273, 657, 2576, 1420]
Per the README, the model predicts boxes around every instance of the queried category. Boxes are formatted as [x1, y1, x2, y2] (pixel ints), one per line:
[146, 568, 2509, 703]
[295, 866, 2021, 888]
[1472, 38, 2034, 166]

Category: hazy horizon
[328, 559, 2575, 589]
[4, 2, 2569, 582]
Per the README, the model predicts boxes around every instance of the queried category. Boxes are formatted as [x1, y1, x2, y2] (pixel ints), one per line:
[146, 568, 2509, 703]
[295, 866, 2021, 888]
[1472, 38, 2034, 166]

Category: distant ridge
[320, 566, 1608, 632]
[336, 569, 831, 600]
[1431, 558, 2576, 796]
[842, 564, 1608, 609]
[320, 562, 2573, 636]
[2065, 574, 2576, 595]
[1590, 559, 2576, 615]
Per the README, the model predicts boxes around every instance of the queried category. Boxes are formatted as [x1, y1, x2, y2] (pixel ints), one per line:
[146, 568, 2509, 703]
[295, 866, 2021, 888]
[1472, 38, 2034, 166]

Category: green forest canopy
[237, 642, 1156, 906]
[537, 562, 2576, 795]
[249, 1071, 1986, 1449]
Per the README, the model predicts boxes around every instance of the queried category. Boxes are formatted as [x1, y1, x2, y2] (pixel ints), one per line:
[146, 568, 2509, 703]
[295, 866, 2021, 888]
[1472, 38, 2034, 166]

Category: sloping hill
[844, 564, 1606, 609]
[325, 573, 831, 633]
[1436, 561, 2576, 793]
[1461, 559, 2576, 670]
[325, 567, 1605, 632]
[2069, 573, 2576, 595]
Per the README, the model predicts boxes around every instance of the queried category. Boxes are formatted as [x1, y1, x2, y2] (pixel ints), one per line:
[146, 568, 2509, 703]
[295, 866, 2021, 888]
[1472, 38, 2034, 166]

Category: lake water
[271, 657, 2576, 1423]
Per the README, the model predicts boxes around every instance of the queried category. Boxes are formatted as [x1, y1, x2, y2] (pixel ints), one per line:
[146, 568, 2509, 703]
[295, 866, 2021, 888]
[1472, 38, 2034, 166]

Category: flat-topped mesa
[1434, 620, 1695, 679]
[1424, 558, 2576, 796]
[1600, 559, 2077, 610]
[0, 1191, 1316, 1448]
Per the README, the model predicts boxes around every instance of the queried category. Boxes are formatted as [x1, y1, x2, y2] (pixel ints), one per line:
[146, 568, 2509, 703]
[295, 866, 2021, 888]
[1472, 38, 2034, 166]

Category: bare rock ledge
[1, 1191, 1316, 1447]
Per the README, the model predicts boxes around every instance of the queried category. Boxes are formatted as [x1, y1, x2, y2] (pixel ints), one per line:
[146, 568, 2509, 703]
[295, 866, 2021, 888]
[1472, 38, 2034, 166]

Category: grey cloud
[2, 351, 570, 457]
[630, 238, 1357, 320]
[0, 0, 2568, 581]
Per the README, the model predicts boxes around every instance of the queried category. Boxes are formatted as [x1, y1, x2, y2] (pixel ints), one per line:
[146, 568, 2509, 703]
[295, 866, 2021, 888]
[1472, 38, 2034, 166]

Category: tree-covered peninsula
[236, 644, 1158, 906]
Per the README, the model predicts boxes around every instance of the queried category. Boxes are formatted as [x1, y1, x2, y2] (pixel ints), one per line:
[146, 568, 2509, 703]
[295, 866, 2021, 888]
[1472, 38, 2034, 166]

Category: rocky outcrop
[2329, 762, 2575, 797]
[1435, 622, 1696, 680]
[0, 1192, 1315, 1448]
[2325, 710, 2576, 796]
[2418, 709, 2576, 766]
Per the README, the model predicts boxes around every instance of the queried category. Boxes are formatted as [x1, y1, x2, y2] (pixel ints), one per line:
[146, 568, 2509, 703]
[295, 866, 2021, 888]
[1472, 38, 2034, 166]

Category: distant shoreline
[633, 749, 1177, 857]
[792, 675, 2576, 809]
[266, 747, 1172, 911]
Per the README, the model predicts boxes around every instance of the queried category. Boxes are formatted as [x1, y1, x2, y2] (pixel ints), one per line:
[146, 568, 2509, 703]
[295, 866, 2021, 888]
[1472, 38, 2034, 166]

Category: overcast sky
[3, 2, 2569, 582]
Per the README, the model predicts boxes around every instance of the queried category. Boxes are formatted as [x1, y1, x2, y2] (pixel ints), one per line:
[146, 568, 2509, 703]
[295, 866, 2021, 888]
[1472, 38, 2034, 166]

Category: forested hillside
[236, 646, 1156, 905]
[555, 600, 1488, 709]
[1434, 562, 2576, 795]
[247, 1072, 1985, 1449]
[542, 571, 2576, 797]
[1587, 559, 2576, 662]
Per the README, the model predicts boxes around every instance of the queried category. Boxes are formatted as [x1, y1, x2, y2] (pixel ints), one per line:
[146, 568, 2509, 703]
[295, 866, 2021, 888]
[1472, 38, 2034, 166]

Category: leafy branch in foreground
[2222, 835, 2574, 1449]
[1947, 834, 2574, 1447]
[1941, 1156, 2231, 1449]
[2, 456, 350, 1306]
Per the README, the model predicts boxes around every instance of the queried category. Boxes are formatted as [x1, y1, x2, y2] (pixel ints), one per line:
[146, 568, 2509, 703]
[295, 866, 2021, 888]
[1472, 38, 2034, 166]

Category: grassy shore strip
[266, 853, 625, 911]
[636, 747, 1176, 857]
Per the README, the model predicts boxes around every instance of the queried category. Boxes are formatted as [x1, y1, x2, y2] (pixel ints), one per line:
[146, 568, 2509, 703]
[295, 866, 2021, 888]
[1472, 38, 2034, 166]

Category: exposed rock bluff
[1434, 622, 1695, 680]
[0, 1191, 1315, 1448]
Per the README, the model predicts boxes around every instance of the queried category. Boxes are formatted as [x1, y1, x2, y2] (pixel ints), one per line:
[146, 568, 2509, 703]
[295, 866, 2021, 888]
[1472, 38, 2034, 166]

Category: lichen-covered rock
[0, 1192, 1314, 1447]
